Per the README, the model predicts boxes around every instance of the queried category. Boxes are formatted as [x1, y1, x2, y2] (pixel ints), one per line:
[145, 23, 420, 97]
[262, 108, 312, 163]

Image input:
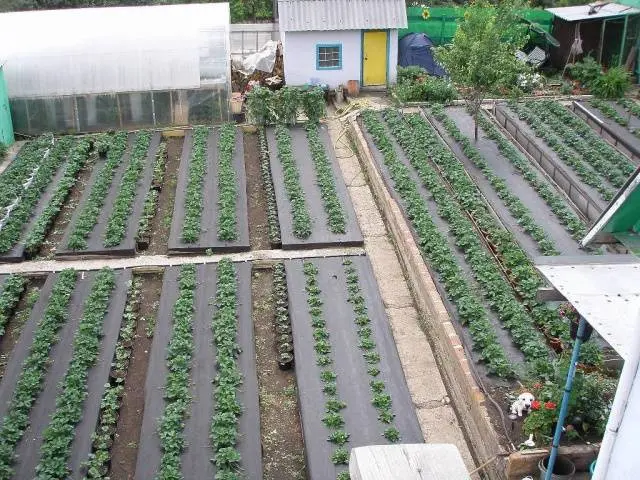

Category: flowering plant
[558, 303, 579, 322]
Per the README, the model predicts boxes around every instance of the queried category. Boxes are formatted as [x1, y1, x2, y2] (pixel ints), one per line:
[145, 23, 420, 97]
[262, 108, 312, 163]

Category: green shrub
[569, 56, 602, 86]
[394, 66, 457, 103]
[591, 66, 630, 99]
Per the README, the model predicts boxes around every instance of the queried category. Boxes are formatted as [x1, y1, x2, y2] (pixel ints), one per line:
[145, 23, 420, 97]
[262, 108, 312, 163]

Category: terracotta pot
[346, 80, 360, 97]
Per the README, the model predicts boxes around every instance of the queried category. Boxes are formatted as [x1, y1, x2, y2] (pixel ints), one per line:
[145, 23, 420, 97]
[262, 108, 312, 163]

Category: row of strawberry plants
[181, 127, 208, 243]
[429, 105, 557, 255]
[342, 259, 400, 441]
[398, 110, 571, 343]
[217, 124, 239, 242]
[539, 100, 635, 175]
[23, 138, 92, 256]
[617, 98, 640, 118]
[0, 269, 77, 479]
[0, 137, 74, 253]
[157, 264, 196, 478]
[522, 101, 632, 187]
[590, 98, 630, 127]
[86, 277, 140, 479]
[303, 262, 352, 475]
[136, 141, 167, 247]
[104, 131, 153, 247]
[273, 263, 294, 368]
[0, 275, 27, 337]
[475, 112, 586, 239]
[381, 109, 549, 362]
[507, 101, 615, 202]
[305, 124, 347, 234]
[259, 130, 282, 245]
[275, 125, 312, 239]
[0, 135, 52, 210]
[210, 259, 243, 476]
[36, 268, 116, 479]
[68, 132, 129, 250]
[360, 111, 513, 377]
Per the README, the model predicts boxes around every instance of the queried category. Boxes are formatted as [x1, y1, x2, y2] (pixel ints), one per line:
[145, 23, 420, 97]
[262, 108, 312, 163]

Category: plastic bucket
[538, 455, 576, 480]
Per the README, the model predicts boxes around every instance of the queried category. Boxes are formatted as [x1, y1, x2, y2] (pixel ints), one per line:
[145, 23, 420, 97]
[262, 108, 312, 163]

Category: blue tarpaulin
[398, 33, 448, 77]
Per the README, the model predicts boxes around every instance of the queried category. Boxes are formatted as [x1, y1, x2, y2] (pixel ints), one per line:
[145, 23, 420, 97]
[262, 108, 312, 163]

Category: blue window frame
[316, 44, 342, 70]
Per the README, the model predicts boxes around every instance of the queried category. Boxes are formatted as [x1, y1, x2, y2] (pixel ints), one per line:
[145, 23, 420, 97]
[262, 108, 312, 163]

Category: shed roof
[547, 2, 640, 21]
[278, 0, 407, 31]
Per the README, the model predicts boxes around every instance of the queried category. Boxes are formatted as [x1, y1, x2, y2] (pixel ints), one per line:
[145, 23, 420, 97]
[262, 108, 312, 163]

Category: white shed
[278, 0, 407, 89]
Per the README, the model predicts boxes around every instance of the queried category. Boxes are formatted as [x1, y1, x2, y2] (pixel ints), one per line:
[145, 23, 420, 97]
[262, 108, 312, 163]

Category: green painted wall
[0, 66, 14, 146]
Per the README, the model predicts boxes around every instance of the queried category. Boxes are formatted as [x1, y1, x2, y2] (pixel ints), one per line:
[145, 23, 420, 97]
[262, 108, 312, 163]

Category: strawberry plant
[275, 126, 312, 239]
[474, 112, 586, 239]
[136, 141, 167, 247]
[306, 124, 346, 234]
[430, 105, 558, 255]
[0, 136, 74, 253]
[617, 98, 640, 118]
[0, 275, 27, 337]
[36, 268, 116, 479]
[0, 269, 77, 479]
[23, 138, 92, 256]
[273, 263, 293, 368]
[590, 98, 628, 127]
[258, 129, 282, 245]
[217, 124, 239, 242]
[68, 132, 129, 250]
[104, 131, 152, 247]
[157, 264, 196, 478]
[181, 127, 208, 243]
[361, 110, 514, 377]
[210, 258, 243, 476]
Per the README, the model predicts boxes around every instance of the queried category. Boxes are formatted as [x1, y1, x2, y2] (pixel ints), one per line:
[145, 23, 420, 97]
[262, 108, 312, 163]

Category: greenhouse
[0, 4, 231, 135]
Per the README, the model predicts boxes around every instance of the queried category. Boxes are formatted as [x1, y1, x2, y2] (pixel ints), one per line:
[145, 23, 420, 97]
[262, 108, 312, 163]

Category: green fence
[0, 66, 14, 146]
[400, 6, 554, 45]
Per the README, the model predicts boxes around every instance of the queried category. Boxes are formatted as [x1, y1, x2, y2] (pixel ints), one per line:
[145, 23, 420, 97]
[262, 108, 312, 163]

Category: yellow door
[363, 31, 388, 86]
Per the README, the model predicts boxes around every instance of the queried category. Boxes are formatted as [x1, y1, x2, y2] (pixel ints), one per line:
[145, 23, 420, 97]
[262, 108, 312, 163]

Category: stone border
[347, 116, 508, 480]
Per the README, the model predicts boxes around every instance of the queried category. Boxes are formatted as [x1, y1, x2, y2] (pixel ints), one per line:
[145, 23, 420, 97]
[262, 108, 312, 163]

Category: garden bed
[56, 132, 162, 258]
[265, 124, 363, 250]
[135, 263, 262, 479]
[285, 255, 423, 480]
[168, 127, 251, 254]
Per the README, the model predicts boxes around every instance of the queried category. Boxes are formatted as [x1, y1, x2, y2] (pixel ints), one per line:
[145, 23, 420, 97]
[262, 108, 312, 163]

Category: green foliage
[258, 129, 282, 245]
[274, 87, 301, 126]
[104, 131, 152, 247]
[301, 87, 326, 124]
[36, 268, 116, 479]
[590, 98, 628, 126]
[181, 126, 209, 243]
[136, 141, 167, 244]
[217, 124, 239, 241]
[393, 67, 457, 103]
[305, 124, 346, 234]
[0, 275, 27, 336]
[569, 56, 602, 86]
[158, 264, 196, 478]
[247, 87, 326, 126]
[274, 125, 312, 238]
[591, 66, 630, 99]
[68, 131, 128, 250]
[617, 98, 640, 118]
[331, 447, 349, 465]
[23, 138, 91, 256]
[246, 86, 275, 126]
[0, 269, 77, 478]
[0, 143, 6, 160]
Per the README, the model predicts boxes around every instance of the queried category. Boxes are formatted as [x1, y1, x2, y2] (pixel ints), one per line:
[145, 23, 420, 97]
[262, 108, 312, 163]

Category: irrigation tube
[544, 317, 586, 480]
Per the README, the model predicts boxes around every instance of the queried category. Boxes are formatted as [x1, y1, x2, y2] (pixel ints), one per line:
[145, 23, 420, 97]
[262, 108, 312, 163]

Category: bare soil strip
[244, 132, 271, 250]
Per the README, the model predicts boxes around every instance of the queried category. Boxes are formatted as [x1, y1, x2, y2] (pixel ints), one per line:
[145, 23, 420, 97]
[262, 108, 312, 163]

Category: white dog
[510, 392, 535, 417]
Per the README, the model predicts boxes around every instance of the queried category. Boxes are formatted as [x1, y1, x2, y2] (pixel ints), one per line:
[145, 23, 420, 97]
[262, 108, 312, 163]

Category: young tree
[435, 0, 529, 140]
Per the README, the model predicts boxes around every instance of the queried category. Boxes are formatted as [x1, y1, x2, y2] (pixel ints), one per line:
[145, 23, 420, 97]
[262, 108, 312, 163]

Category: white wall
[282, 29, 400, 88]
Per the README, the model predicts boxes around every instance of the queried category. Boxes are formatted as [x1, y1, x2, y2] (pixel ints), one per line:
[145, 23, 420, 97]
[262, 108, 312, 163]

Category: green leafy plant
[0, 275, 27, 336]
[36, 268, 116, 479]
[104, 131, 152, 247]
[258, 129, 282, 245]
[181, 126, 209, 243]
[617, 98, 640, 118]
[275, 125, 312, 238]
[0, 269, 77, 478]
[331, 447, 349, 465]
[569, 56, 602, 87]
[590, 98, 628, 126]
[591, 66, 630, 99]
[246, 86, 275, 126]
[393, 67, 457, 103]
[301, 87, 326, 124]
[68, 131, 128, 250]
[217, 124, 239, 241]
[274, 86, 301, 125]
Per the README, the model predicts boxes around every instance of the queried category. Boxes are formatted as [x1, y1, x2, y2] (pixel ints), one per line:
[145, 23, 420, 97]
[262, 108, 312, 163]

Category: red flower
[545, 401, 557, 410]
[532, 382, 542, 390]
[531, 401, 541, 410]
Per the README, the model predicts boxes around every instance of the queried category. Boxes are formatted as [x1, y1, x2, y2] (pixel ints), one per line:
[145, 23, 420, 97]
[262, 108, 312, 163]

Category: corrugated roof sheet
[547, 2, 640, 21]
[278, 0, 407, 31]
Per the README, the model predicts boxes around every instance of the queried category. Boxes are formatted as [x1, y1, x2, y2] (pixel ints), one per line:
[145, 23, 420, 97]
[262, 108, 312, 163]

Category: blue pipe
[544, 317, 587, 480]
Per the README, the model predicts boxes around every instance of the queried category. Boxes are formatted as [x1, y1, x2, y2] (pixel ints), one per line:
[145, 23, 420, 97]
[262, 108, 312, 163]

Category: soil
[244, 132, 271, 250]
[252, 267, 306, 480]
[0, 277, 44, 381]
[109, 272, 163, 480]
[146, 137, 182, 255]
[37, 155, 96, 258]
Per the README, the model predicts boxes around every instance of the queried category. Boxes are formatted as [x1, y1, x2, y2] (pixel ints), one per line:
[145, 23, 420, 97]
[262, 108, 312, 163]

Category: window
[316, 44, 342, 70]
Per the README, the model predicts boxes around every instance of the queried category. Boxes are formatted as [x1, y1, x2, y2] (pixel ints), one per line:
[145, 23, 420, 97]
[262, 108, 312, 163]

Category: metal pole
[619, 15, 629, 67]
[544, 317, 587, 480]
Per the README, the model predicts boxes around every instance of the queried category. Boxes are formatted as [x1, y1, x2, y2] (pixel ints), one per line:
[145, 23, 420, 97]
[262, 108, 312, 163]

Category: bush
[246, 86, 326, 126]
[394, 66, 457, 103]
[591, 66, 630, 99]
[569, 56, 602, 86]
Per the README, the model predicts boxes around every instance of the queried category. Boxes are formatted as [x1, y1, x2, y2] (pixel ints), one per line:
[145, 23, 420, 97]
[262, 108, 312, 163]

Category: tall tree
[435, 0, 529, 140]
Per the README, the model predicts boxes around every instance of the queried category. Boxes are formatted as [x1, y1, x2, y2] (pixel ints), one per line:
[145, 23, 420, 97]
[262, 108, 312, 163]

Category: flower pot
[346, 80, 360, 97]
[570, 320, 593, 341]
[538, 455, 575, 480]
